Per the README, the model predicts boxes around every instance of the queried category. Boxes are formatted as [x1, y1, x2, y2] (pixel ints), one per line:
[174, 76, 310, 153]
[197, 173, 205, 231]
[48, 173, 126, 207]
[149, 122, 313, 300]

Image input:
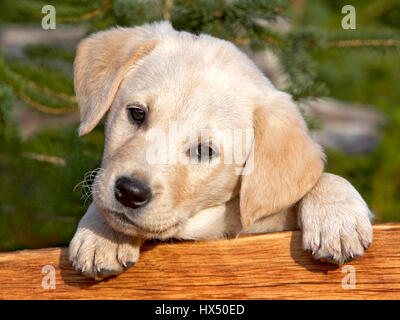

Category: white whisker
[74, 167, 105, 203]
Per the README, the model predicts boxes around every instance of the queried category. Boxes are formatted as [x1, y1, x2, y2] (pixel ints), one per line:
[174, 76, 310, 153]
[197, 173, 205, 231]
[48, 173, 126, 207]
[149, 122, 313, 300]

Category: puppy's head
[74, 22, 325, 239]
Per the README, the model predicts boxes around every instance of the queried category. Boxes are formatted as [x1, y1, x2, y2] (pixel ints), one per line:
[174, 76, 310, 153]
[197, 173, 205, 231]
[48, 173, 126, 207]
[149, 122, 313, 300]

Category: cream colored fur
[69, 21, 373, 280]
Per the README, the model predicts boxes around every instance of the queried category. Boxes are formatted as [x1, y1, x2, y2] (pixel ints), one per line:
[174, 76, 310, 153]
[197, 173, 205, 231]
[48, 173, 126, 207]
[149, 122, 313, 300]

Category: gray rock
[302, 98, 386, 154]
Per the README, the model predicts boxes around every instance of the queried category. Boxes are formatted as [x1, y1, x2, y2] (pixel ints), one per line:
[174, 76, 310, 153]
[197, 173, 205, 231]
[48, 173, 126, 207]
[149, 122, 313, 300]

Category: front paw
[298, 173, 373, 265]
[69, 203, 141, 280]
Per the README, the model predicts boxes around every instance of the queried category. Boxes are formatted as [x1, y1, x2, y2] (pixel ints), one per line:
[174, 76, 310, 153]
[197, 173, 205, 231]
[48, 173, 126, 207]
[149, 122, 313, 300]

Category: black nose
[114, 176, 152, 209]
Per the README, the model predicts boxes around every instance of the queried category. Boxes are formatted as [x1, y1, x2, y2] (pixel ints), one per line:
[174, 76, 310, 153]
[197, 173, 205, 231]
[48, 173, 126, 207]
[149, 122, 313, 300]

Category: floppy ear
[240, 92, 325, 229]
[74, 22, 172, 136]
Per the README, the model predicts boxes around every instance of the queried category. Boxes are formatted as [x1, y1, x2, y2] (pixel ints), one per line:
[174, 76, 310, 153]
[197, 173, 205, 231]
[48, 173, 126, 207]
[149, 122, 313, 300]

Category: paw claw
[348, 249, 354, 259]
[96, 263, 103, 273]
[311, 244, 319, 255]
[120, 259, 127, 268]
[362, 240, 371, 250]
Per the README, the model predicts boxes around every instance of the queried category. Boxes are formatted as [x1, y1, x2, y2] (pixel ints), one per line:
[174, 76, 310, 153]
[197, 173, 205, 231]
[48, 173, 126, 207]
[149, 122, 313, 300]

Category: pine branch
[171, 0, 288, 45]
[329, 39, 398, 48]
[0, 55, 77, 115]
[113, 0, 164, 26]
[326, 28, 400, 49]
[0, 82, 20, 144]
[11, 72, 76, 103]
[12, 88, 76, 115]
[163, 0, 174, 20]
[0, 0, 108, 24]
[57, 0, 112, 22]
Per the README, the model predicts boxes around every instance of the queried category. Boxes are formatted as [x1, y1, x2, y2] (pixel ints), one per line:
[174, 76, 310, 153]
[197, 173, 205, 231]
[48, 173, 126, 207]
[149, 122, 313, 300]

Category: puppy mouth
[107, 210, 180, 234]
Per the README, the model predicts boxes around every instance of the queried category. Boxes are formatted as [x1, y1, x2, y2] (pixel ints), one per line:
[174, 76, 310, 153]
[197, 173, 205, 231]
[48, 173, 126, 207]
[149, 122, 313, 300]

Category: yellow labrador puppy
[69, 21, 373, 280]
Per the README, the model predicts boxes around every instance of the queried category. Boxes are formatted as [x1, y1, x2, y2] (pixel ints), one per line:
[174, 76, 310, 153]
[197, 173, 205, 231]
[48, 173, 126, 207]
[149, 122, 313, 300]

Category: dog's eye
[128, 107, 146, 124]
[196, 143, 216, 161]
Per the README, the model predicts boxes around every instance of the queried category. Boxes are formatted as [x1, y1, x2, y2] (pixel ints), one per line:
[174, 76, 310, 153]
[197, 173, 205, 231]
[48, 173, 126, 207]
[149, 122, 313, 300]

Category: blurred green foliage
[0, 94, 104, 249]
[300, 0, 400, 222]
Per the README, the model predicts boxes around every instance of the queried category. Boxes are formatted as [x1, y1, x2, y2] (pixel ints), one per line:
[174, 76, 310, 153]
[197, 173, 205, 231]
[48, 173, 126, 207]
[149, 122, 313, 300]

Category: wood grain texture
[0, 223, 399, 300]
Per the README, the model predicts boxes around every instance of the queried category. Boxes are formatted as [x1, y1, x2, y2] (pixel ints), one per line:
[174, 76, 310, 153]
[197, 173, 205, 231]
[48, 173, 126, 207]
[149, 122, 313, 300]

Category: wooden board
[0, 223, 399, 300]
